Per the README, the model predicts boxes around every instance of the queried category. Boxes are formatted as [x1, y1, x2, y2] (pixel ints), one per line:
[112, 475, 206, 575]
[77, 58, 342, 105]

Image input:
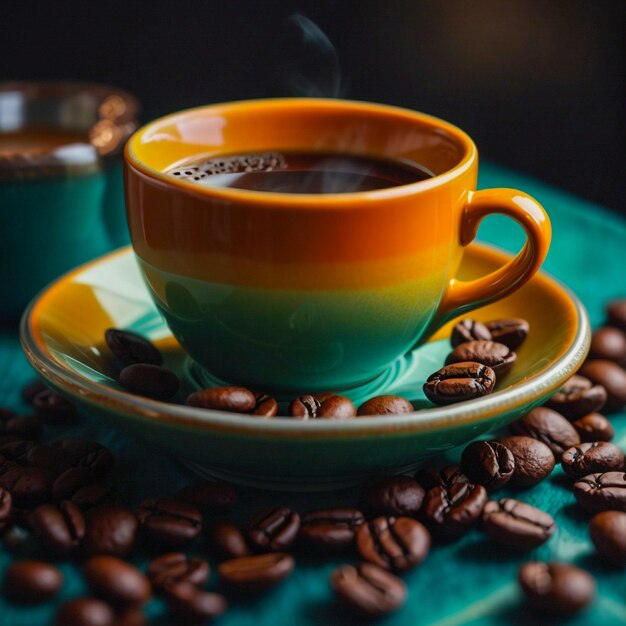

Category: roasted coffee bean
[0, 438, 34, 462]
[119, 364, 180, 401]
[356, 516, 430, 571]
[510, 407, 581, 456]
[579, 360, 626, 413]
[573, 413, 614, 442]
[573, 472, 626, 513]
[461, 440, 515, 490]
[356, 395, 413, 416]
[416, 465, 470, 490]
[84, 556, 151, 607]
[289, 393, 356, 419]
[451, 318, 492, 347]
[83, 504, 138, 556]
[0, 485, 12, 528]
[360, 476, 424, 516]
[104, 328, 162, 367]
[485, 318, 529, 350]
[423, 362, 496, 405]
[482, 498, 556, 549]
[2, 524, 34, 554]
[54, 439, 115, 479]
[421, 482, 488, 537]
[33, 389, 77, 423]
[299, 508, 365, 550]
[116, 609, 147, 626]
[21, 379, 47, 405]
[53, 467, 97, 500]
[72, 484, 114, 510]
[187, 386, 256, 413]
[518, 562, 595, 616]
[589, 510, 626, 566]
[248, 506, 300, 551]
[497, 436, 555, 487]
[176, 481, 239, 514]
[545, 375, 607, 420]
[148, 552, 210, 590]
[251, 392, 278, 417]
[136, 498, 202, 547]
[446, 340, 516, 376]
[561, 442, 624, 479]
[607, 299, 626, 332]
[331, 562, 406, 618]
[589, 326, 626, 366]
[30, 500, 85, 555]
[27, 444, 75, 474]
[207, 519, 250, 560]
[54, 597, 115, 626]
[218, 553, 294, 590]
[164, 582, 228, 622]
[3, 560, 63, 604]
[4, 415, 42, 440]
[0, 466, 53, 507]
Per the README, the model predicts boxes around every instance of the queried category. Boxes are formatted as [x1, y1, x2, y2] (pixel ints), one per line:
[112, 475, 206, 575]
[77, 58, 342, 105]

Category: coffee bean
[485, 318, 530, 350]
[116, 609, 147, 626]
[518, 562, 595, 616]
[27, 444, 75, 474]
[360, 476, 424, 516]
[579, 360, 626, 413]
[0, 438, 34, 462]
[607, 299, 626, 332]
[207, 519, 250, 560]
[72, 484, 114, 510]
[176, 481, 239, 514]
[573, 413, 614, 442]
[104, 328, 162, 367]
[510, 407, 581, 456]
[53, 467, 97, 500]
[83, 556, 150, 607]
[589, 510, 626, 566]
[573, 472, 626, 513]
[54, 439, 115, 479]
[451, 318, 492, 347]
[482, 498, 556, 549]
[148, 552, 210, 590]
[331, 562, 406, 618]
[416, 465, 470, 490]
[21, 379, 47, 405]
[164, 582, 228, 622]
[561, 442, 624, 479]
[497, 436, 555, 486]
[423, 362, 496, 405]
[33, 389, 77, 423]
[545, 375, 607, 419]
[248, 506, 300, 551]
[187, 386, 256, 413]
[356, 516, 430, 571]
[119, 364, 180, 401]
[589, 326, 626, 366]
[0, 466, 53, 507]
[30, 500, 85, 555]
[299, 508, 364, 550]
[3, 560, 63, 604]
[0, 485, 12, 528]
[421, 482, 487, 537]
[251, 392, 278, 417]
[2, 524, 34, 554]
[55, 598, 115, 626]
[218, 553, 294, 591]
[83, 504, 138, 556]
[136, 498, 202, 547]
[461, 441, 515, 490]
[289, 393, 356, 419]
[446, 340, 516, 376]
[356, 395, 413, 416]
[4, 415, 42, 440]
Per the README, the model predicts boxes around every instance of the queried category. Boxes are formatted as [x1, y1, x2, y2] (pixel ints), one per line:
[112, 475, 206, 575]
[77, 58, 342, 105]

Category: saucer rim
[20, 244, 590, 439]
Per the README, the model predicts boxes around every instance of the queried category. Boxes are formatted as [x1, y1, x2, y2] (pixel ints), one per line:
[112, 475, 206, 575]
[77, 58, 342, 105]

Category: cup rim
[125, 98, 477, 206]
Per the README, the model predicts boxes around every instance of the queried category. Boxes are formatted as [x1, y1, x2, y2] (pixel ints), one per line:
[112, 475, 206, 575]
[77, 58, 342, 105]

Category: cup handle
[432, 188, 551, 329]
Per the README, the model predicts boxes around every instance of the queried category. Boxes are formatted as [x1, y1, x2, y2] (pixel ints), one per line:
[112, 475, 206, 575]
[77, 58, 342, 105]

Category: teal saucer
[20, 243, 589, 490]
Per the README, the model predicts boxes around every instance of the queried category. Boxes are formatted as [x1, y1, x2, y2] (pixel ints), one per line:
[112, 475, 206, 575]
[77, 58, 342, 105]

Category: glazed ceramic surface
[0, 81, 138, 317]
[125, 99, 551, 392]
[21, 242, 588, 490]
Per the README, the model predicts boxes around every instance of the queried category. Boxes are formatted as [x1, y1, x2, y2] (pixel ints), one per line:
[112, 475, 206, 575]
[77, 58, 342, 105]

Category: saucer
[21, 243, 589, 490]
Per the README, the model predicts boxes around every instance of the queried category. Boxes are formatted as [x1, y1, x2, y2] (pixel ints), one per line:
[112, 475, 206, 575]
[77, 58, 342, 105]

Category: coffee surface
[167, 151, 433, 193]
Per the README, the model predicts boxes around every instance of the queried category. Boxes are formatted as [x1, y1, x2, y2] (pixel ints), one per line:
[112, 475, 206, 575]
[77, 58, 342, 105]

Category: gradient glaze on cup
[125, 99, 551, 393]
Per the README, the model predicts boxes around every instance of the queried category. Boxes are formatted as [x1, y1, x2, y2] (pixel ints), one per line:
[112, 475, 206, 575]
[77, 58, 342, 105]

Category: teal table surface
[1, 162, 625, 626]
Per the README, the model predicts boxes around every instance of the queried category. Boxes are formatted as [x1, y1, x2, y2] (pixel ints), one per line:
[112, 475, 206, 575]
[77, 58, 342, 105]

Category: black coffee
[167, 151, 433, 193]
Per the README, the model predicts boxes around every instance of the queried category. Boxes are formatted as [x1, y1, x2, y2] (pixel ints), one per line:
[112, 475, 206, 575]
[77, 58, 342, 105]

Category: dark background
[2, 0, 624, 213]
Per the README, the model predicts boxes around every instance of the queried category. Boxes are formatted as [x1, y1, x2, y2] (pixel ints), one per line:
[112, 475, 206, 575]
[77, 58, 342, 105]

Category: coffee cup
[124, 98, 550, 393]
